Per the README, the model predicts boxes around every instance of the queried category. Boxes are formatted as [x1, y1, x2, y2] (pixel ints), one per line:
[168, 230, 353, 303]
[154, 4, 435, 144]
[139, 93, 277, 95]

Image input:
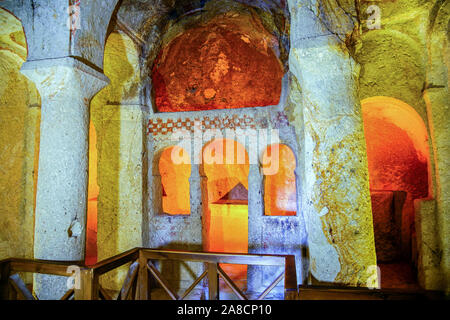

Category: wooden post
[284, 256, 298, 300]
[74, 268, 98, 300]
[137, 250, 149, 300]
[208, 263, 219, 300]
[0, 261, 11, 300]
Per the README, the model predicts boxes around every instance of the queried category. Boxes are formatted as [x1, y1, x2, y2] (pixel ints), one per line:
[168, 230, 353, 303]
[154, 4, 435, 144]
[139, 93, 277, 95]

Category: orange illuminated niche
[262, 144, 297, 216]
[159, 146, 191, 215]
[152, 13, 284, 112]
[86, 121, 98, 266]
[202, 139, 249, 282]
[362, 97, 430, 200]
[362, 97, 431, 267]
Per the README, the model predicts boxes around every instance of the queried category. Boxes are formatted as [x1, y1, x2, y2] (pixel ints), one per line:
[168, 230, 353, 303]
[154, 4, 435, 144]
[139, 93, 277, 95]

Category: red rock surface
[152, 14, 283, 112]
[364, 117, 429, 200]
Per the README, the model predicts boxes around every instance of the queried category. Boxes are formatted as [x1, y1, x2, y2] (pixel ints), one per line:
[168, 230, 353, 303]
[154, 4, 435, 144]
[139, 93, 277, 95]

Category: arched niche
[159, 145, 191, 215]
[362, 97, 432, 199]
[362, 96, 432, 268]
[0, 7, 39, 265]
[151, 11, 284, 112]
[262, 143, 298, 216]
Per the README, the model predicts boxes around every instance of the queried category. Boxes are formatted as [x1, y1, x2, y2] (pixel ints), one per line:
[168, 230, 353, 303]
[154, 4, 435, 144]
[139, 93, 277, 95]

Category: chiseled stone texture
[71, 0, 121, 69]
[424, 1, 450, 292]
[0, 8, 39, 263]
[425, 87, 450, 292]
[97, 104, 145, 291]
[20, 57, 108, 299]
[357, 29, 428, 122]
[91, 31, 144, 291]
[288, 0, 377, 285]
[247, 164, 264, 291]
[293, 43, 376, 285]
[1, 0, 119, 69]
[415, 199, 444, 290]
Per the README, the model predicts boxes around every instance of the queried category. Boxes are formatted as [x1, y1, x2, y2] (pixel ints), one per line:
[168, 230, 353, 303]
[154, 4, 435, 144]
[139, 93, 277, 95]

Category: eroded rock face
[152, 13, 284, 112]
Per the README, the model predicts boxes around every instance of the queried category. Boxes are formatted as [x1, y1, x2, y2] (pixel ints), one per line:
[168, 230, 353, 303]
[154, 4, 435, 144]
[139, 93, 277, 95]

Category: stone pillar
[97, 103, 145, 290]
[294, 165, 309, 285]
[423, 8, 450, 290]
[287, 0, 377, 284]
[423, 87, 450, 292]
[188, 164, 205, 286]
[414, 199, 444, 290]
[290, 39, 377, 285]
[247, 163, 264, 292]
[149, 173, 163, 218]
[20, 57, 108, 299]
[21, 104, 41, 261]
[189, 164, 204, 225]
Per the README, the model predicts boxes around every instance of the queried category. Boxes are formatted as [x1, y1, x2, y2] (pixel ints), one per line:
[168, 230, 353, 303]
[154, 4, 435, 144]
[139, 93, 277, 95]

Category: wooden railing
[0, 257, 83, 300]
[0, 248, 298, 300]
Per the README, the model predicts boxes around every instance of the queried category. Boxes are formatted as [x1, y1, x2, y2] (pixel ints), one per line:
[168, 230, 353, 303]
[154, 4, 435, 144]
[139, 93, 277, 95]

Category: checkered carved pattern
[147, 114, 266, 136]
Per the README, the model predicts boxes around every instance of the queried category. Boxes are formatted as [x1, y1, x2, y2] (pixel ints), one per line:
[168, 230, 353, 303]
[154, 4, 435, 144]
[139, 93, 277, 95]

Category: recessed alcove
[151, 12, 284, 113]
[362, 96, 432, 289]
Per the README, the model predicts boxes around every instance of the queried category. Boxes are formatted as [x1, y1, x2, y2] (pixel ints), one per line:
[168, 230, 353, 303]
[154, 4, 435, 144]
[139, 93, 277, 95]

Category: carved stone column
[21, 57, 108, 299]
[247, 163, 264, 292]
[288, 0, 377, 286]
[290, 42, 377, 285]
[97, 103, 146, 291]
[189, 164, 204, 225]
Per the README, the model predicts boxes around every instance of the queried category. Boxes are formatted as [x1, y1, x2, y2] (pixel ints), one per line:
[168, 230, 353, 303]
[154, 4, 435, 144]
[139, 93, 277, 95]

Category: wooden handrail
[90, 247, 139, 276]
[0, 248, 298, 300]
[0, 258, 83, 276]
[141, 248, 288, 266]
[0, 258, 84, 300]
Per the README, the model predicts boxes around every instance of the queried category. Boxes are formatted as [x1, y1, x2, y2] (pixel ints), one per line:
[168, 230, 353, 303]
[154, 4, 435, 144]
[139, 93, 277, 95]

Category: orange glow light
[202, 139, 249, 281]
[263, 144, 297, 216]
[152, 14, 283, 112]
[159, 146, 191, 215]
[86, 121, 98, 266]
[362, 97, 430, 199]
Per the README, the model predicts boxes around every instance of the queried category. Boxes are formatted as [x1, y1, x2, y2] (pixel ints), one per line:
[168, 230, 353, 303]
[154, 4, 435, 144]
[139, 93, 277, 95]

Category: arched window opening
[362, 97, 431, 289]
[159, 146, 191, 215]
[202, 139, 249, 284]
[262, 144, 297, 216]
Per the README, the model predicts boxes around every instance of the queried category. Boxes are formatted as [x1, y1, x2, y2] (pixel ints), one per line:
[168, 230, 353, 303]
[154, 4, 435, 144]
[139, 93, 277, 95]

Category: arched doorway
[362, 96, 431, 289]
[202, 138, 249, 286]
